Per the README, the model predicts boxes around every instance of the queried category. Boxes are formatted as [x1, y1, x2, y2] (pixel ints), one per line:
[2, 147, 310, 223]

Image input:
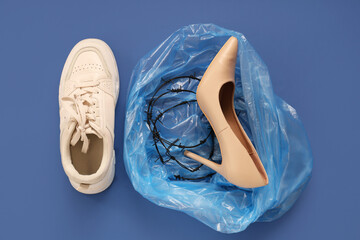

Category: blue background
[0, 0, 359, 239]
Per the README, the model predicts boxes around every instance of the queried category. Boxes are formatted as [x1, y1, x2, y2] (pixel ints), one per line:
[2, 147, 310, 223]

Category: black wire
[145, 75, 216, 181]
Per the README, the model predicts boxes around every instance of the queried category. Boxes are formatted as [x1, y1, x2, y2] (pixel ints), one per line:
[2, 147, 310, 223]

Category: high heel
[184, 37, 269, 188]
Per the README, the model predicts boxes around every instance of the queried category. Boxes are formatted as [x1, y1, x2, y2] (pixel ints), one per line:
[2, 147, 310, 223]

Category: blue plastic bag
[123, 24, 313, 233]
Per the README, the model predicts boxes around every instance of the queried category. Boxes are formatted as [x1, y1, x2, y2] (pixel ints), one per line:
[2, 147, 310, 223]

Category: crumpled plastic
[123, 23, 313, 233]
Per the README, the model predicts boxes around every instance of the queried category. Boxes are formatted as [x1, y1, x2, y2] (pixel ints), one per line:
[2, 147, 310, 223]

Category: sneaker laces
[62, 80, 103, 153]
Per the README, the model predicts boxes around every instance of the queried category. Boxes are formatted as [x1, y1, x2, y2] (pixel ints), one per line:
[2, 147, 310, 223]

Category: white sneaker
[59, 39, 119, 194]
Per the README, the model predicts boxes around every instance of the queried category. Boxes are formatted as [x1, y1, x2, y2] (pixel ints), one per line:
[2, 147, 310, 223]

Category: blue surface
[0, 0, 358, 239]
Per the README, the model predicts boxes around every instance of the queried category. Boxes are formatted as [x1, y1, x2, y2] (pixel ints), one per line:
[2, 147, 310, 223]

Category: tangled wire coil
[145, 75, 217, 181]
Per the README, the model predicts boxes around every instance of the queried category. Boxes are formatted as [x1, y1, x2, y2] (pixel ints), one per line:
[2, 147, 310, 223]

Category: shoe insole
[70, 134, 103, 175]
[219, 82, 267, 178]
[219, 82, 254, 153]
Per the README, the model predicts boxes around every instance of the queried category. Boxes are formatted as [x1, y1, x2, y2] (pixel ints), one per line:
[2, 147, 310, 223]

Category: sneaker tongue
[73, 127, 103, 154]
[69, 121, 103, 154]
[85, 127, 102, 138]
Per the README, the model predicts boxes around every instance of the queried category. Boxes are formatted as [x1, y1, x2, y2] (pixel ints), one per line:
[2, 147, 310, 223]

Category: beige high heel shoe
[184, 37, 269, 188]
